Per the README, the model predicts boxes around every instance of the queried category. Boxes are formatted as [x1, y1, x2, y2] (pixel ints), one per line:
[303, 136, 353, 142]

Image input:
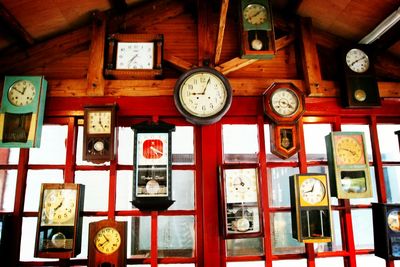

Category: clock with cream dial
[300, 177, 326, 205]
[345, 48, 369, 73]
[42, 188, 77, 225]
[334, 135, 364, 165]
[388, 210, 400, 232]
[7, 79, 36, 106]
[94, 226, 121, 255]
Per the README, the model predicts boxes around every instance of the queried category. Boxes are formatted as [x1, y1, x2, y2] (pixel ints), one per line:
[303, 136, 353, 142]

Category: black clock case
[339, 44, 381, 108]
[372, 202, 400, 260]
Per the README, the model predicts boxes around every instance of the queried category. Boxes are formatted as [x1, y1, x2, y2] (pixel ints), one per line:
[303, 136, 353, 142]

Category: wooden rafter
[214, 0, 229, 65]
[197, 0, 214, 66]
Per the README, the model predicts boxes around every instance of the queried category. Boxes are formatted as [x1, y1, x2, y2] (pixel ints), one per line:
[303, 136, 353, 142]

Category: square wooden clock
[105, 33, 163, 79]
[0, 76, 47, 148]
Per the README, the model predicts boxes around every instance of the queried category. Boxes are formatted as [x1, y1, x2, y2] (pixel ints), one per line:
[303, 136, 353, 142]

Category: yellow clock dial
[94, 227, 121, 255]
[300, 177, 326, 204]
[8, 80, 36, 106]
[87, 111, 112, 134]
[388, 210, 400, 232]
[243, 4, 267, 25]
[335, 135, 364, 165]
[43, 189, 76, 225]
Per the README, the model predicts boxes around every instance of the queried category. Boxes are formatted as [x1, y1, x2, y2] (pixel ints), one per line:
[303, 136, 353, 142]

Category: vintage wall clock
[34, 183, 85, 258]
[105, 33, 163, 79]
[131, 121, 175, 210]
[174, 67, 233, 125]
[88, 219, 127, 266]
[239, 0, 276, 59]
[0, 76, 47, 148]
[290, 173, 332, 243]
[372, 203, 400, 260]
[340, 44, 380, 107]
[325, 131, 372, 199]
[269, 123, 299, 159]
[83, 104, 117, 163]
[219, 166, 263, 238]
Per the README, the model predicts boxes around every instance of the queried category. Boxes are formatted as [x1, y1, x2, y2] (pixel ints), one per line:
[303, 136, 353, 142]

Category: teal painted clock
[0, 76, 48, 148]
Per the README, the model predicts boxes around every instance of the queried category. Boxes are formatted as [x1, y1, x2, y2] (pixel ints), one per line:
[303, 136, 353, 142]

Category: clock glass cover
[87, 110, 112, 134]
[8, 80, 36, 106]
[270, 87, 300, 117]
[243, 4, 268, 25]
[334, 135, 365, 165]
[94, 227, 121, 255]
[345, 48, 370, 73]
[388, 210, 400, 232]
[116, 42, 154, 70]
[42, 189, 76, 225]
[300, 177, 326, 205]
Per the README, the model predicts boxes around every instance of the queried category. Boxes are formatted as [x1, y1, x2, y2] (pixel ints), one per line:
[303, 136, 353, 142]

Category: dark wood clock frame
[105, 33, 163, 79]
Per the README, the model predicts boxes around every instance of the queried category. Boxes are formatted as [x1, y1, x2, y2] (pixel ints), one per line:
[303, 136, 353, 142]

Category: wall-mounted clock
[219, 166, 263, 238]
[0, 76, 47, 148]
[105, 33, 163, 79]
[325, 131, 372, 199]
[88, 219, 127, 266]
[174, 67, 233, 125]
[34, 183, 85, 258]
[372, 203, 400, 260]
[340, 44, 380, 107]
[269, 123, 299, 159]
[290, 173, 332, 243]
[239, 0, 276, 59]
[83, 104, 117, 163]
[131, 121, 175, 210]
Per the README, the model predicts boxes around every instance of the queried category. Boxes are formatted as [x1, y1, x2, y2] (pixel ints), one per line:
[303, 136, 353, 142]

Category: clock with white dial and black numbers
[116, 42, 154, 70]
[83, 104, 117, 163]
[174, 67, 232, 125]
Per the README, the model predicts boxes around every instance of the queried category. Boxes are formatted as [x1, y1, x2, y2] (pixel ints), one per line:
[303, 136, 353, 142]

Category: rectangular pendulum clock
[0, 76, 47, 148]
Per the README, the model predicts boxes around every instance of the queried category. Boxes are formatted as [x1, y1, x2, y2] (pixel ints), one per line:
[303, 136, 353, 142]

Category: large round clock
[174, 67, 233, 125]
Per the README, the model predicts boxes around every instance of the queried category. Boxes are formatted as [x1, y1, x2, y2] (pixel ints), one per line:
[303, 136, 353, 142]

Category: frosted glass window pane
[341, 125, 372, 161]
[131, 216, 151, 258]
[29, 125, 67, 164]
[352, 209, 374, 249]
[23, 170, 64, 212]
[226, 238, 264, 256]
[272, 259, 307, 267]
[223, 124, 259, 163]
[350, 166, 378, 205]
[118, 127, 134, 165]
[269, 167, 299, 207]
[377, 124, 400, 161]
[315, 257, 344, 267]
[170, 170, 194, 210]
[356, 254, 386, 267]
[75, 171, 109, 211]
[116, 170, 134, 210]
[384, 166, 400, 203]
[271, 212, 304, 255]
[0, 148, 19, 164]
[227, 261, 264, 267]
[172, 126, 194, 164]
[0, 170, 17, 211]
[264, 124, 296, 162]
[76, 126, 110, 166]
[304, 124, 331, 161]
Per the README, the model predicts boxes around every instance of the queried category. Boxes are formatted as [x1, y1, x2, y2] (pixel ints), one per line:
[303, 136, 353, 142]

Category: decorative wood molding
[214, 0, 229, 65]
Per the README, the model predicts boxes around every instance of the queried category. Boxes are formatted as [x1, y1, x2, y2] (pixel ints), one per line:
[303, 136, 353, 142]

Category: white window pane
[269, 167, 299, 207]
[116, 170, 134, 210]
[227, 261, 264, 267]
[304, 124, 331, 161]
[75, 171, 109, 211]
[130, 216, 151, 257]
[377, 124, 400, 161]
[170, 170, 194, 210]
[118, 127, 134, 165]
[0, 148, 19, 164]
[172, 126, 194, 164]
[223, 124, 259, 163]
[384, 166, 400, 203]
[351, 209, 374, 249]
[264, 124, 295, 162]
[0, 169, 17, 211]
[273, 259, 307, 267]
[29, 125, 67, 164]
[356, 254, 386, 267]
[271, 212, 304, 255]
[226, 238, 264, 256]
[315, 257, 344, 266]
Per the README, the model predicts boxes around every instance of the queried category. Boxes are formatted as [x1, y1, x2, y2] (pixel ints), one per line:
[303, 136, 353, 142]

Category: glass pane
[226, 238, 263, 256]
[0, 169, 17, 211]
[341, 125, 372, 161]
[315, 257, 344, 267]
[223, 124, 259, 163]
[28, 125, 67, 164]
[304, 124, 331, 161]
[227, 261, 264, 267]
[269, 167, 299, 207]
[75, 171, 109, 211]
[351, 209, 374, 249]
[377, 124, 400, 161]
[350, 166, 378, 205]
[23, 170, 64, 212]
[170, 170, 194, 210]
[314, 211, 342, 252]
[356, 254, 386, 267]
[116, 170, 134, 210]
[76, 126, 110, 166]
[158, 216, 194, 257]
[172, 126, 194, 164]
[0, 148, 19, 164]
[272, 259, 307, 267]
[384, 166, 400, 203]
[271, 212, 304, 255]
[264, 124, 298, 162]
[118, 127, 134, 165]
[131, 216, 151, 258]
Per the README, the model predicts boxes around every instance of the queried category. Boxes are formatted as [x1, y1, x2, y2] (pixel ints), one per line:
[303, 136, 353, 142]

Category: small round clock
[388, 210, 400, 232]
[174, 67, 232, 125]
[335, 135, 363, 165]
[94, 226, 122, 255]
[300, 177, 326, 205]
[7, 79, 36, 106]
[243, 4, 268, 25]
[345, 48, 370, 73]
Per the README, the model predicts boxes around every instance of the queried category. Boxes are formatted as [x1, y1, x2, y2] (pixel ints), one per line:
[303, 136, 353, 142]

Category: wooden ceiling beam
[0, 2, 35, 46]
[197, 0, 215, 66]
[373, 22, 400, 51]
[214, 0, 229, 65]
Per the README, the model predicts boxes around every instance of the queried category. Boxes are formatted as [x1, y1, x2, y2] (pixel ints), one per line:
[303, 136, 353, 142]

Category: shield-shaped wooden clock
[0, 76, 47, 148]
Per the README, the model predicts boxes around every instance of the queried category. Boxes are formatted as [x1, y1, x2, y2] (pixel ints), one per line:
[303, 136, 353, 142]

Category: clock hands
[128, 54, 138, 67]
[99, 235, 110, 247]
[191, 78, 211, 95]
[150, 146, 163, 156]
[350, 56, 367, 66]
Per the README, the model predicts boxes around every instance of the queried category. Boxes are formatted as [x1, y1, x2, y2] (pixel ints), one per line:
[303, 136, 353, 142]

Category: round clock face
[300, 177, 326, 204]
[388, 210, 400, 232]
[174, 67, 232, 125]
[243, 4, 267, 25]
[346, 48, 370, 73]
[335, 135, 364, 165]
[43, 189, 76, 224]
[270, 87, 300, 117]
[94, 226, 121, 255]
[8, 80, 36, 106]
[226, 169, 258, 203]
[87, 111, 112, 134]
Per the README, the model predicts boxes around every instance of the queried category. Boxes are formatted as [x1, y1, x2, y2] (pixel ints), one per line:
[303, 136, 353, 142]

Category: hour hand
[150, 146, 163, 156]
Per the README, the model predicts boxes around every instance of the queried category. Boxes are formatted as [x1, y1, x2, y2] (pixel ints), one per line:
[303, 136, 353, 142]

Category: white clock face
[87, 111, 112, 134]
[243, 4, 267, 25]
[8, 80, 36, 106]
[116, 42, 154, 70]
[42, 189, 76, 225]
[388, 210, 400, 232]
[270, 88, 299, 117]
[345, 48, 369, 73]
[179, 71, 228, 118]
[226, 168, 258, 203]
[300, 178, 326, 205]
